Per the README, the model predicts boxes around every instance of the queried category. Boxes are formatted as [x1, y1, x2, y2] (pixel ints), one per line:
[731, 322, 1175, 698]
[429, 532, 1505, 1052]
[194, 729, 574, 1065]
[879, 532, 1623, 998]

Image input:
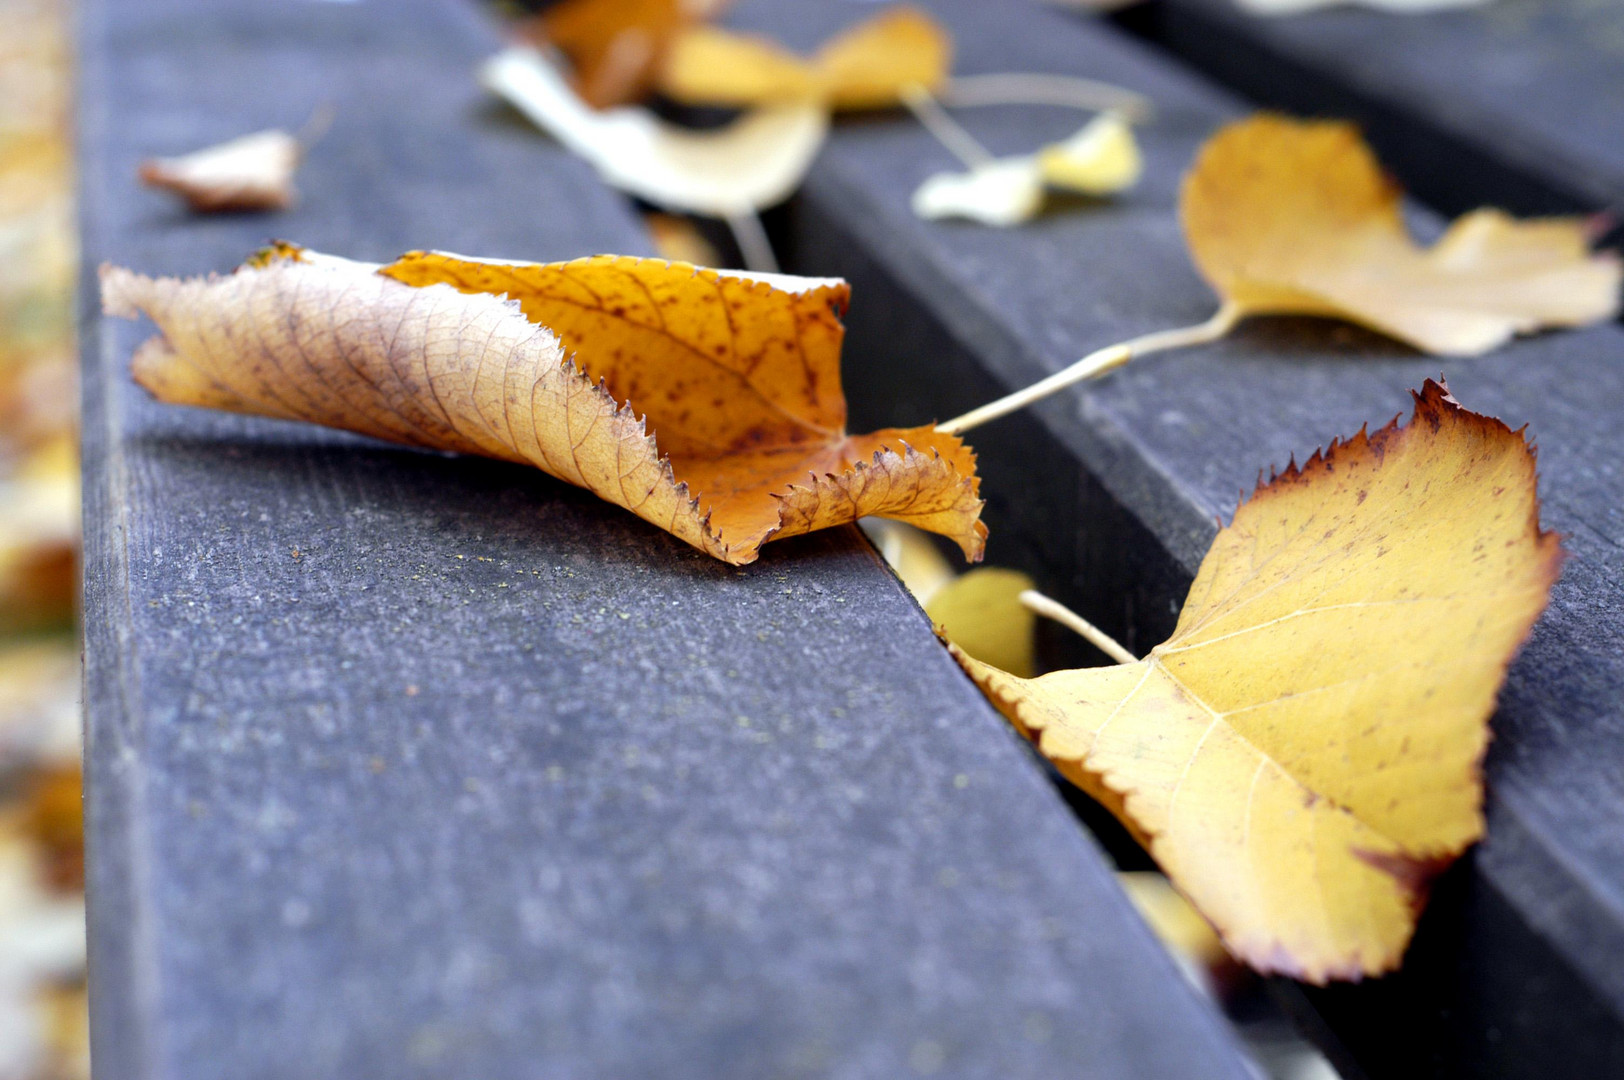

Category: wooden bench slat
[717, 0, 1624, 1073]
[1116, 0, 1624, 217]
[79, 1, 1258, 1077]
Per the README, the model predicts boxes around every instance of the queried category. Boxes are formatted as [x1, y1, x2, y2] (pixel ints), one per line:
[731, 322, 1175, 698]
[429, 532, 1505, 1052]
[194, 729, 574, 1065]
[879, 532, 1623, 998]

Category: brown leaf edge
[944, 378, 1563, 980]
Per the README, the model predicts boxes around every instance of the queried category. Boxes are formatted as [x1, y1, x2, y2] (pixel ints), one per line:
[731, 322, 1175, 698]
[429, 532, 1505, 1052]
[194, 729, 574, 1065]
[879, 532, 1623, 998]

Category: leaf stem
[899, 83, 994, 169]
[1019, 590, 1138, 665]
[937, 302, 1243, 435]
[940, 74, 1153, 124]
[725, 211, 780, 274]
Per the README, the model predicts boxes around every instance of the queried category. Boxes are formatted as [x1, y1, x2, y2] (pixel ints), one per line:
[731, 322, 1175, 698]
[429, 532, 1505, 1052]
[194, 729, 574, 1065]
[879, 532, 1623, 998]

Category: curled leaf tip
[99, 246, 985, 566]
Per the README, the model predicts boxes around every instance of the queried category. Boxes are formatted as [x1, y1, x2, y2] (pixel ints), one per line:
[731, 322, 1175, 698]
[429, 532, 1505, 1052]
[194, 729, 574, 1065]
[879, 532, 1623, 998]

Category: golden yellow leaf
[1183, 115, 1622, 355]
[659, 6, 952, 110]
[100, 246, 985, 566]
[138, 130, 300, 213]
[950, 381, 1559, 980]
[531, 0, 729, 109]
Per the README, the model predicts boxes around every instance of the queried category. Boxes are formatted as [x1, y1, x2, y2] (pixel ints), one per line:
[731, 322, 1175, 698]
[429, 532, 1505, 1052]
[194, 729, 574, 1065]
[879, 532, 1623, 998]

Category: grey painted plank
[723, 0, 1624, 1074]
[78, 0, 1257, 1077]
[1115, 0, 1624, 218]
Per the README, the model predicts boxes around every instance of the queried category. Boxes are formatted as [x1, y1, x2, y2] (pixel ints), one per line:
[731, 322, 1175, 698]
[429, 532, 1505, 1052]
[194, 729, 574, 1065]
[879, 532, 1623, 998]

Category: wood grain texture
[727, 0, 1624, 1074]
[77, 0, 1255, 1078]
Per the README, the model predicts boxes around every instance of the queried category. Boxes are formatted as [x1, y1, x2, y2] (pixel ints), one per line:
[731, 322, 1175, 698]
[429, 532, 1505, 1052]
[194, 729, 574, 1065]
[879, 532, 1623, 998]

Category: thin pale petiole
[937, 303, 1243, 435]
[940, 74, 1153, 124]
[725, 211, 780, 274]
[899, 82, 995, 169]
[1019, 590, 1138, 665]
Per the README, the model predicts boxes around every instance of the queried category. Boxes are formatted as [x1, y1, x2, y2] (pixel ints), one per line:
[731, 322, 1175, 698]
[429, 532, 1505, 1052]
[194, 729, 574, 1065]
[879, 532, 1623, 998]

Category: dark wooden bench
[714, 0, 1623, 1076]
[78, 0, 1260, 1077]
[1113, 0, 1624, 220]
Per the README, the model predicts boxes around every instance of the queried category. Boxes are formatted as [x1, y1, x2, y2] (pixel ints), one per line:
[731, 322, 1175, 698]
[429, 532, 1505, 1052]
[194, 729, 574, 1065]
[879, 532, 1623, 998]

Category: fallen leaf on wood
[530, 0, 728, 109]
[101, 246, 985, 566]
[913, 113, 1141, 226]
[484, 46, 827, 216]
[138, 129, 300, 213]
[950, 381, 1559, 980]
[1183, 115, 1622, 354]
[659, 6, 951, 110]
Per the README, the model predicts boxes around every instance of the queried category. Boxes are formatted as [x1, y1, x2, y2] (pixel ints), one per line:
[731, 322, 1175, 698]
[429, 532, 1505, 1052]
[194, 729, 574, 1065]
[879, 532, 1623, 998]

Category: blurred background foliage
[0, 0, 88, 1076]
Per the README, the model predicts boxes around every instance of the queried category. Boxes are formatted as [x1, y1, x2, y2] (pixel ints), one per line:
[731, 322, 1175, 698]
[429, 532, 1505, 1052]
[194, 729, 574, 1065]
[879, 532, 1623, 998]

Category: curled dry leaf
[950, 381, 1560, 981]
[532, 0, 728, 109]
[659, 6, 952, 110]
[138, 130, 301, 213]
[483, 47, 827, 216]
[912, 113, 1142, 226]
[1184, 115, 1622, 355]
[100, 246, 985, 566]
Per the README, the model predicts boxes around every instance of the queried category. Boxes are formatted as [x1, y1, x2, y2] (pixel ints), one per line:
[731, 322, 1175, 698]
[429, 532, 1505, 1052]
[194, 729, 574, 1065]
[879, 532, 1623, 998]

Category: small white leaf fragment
[138, 130, 301, 213]
[912, 156, 1045, 227]
[911, 114, 1141, 227]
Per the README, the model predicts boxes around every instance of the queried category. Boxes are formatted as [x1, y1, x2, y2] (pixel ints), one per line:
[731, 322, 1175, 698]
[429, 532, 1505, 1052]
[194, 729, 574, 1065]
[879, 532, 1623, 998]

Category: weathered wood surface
[719, 0, 1624, 1074]
[1116, 0, 1624, 218]
[78, 0, 1259, 1078]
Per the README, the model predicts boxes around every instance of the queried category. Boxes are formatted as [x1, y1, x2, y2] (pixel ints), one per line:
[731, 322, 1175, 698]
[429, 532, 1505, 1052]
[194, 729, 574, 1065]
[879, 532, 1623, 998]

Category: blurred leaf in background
[0, 0, 86, 1077]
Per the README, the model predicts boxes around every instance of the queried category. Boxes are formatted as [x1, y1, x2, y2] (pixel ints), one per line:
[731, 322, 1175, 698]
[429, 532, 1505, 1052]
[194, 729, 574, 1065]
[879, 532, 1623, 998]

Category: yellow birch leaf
[138, 130, 300, 213]
[1183, 114, 1622, 355]
[659, 6, 952, 110]
[950, 381, 1560, 981]
[100, 246, 985, 566]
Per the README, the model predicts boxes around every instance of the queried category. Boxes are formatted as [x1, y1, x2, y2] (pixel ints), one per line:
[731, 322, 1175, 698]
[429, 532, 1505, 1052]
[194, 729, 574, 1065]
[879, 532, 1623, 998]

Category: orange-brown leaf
[100, 247, 984, 565]
[534, 0, 728, 109]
